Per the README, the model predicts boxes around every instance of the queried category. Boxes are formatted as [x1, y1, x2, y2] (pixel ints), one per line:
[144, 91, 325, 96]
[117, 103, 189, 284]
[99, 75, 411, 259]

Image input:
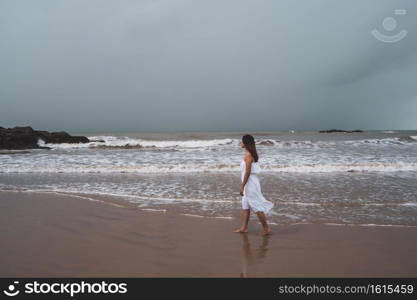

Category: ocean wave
[402, 202, 417, 207]
[2, 162, 417, 174]
[36, 135, 417, 151]
[263, 162, 417, 173]
[397, 136, 417, 143]
[38, 136, 236, 150]
[345, 136, 416, 146]
[260, 136, 415, 148]
[241, 136, 413, 148]
[256, 137, 417, 148]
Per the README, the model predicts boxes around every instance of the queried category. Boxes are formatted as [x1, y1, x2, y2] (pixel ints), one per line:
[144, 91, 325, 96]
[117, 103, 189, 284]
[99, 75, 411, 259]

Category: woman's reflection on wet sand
[240, 234, 270, 277]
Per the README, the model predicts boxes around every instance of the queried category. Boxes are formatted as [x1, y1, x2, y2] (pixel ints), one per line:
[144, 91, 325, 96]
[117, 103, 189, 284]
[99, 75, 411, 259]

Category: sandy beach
[2, 0, 417, 284]
[1, 190, 416, 277]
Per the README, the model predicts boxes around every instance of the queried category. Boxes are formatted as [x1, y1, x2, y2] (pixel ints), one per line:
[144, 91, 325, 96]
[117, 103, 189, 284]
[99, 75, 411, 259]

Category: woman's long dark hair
[242, 134, 258, 162]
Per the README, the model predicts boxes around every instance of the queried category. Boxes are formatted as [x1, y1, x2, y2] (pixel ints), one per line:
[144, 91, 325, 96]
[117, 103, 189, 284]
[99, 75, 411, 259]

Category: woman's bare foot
[234, 228, 248, 233]
[259, 227, 271, 236]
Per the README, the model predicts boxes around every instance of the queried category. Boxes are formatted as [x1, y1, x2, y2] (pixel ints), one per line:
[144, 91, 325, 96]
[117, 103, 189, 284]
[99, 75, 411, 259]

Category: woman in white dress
[234, 134, 274, 236]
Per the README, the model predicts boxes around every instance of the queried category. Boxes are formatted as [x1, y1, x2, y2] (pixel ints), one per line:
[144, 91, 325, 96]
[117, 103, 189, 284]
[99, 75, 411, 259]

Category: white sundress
[240, 160, 274, 214]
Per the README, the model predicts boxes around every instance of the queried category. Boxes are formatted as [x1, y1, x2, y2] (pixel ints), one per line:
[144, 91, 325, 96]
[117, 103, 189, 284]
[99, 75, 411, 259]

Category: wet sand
[0, 190, 416, 277]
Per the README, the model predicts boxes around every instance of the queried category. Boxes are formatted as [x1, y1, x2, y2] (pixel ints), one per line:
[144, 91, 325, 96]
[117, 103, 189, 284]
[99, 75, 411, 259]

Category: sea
[1, 130, 416, 226]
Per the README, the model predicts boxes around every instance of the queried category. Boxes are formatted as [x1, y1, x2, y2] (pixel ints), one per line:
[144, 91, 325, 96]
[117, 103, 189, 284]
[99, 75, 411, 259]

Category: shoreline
[2, 189, 417, 228]
[1, 190, 417, 277]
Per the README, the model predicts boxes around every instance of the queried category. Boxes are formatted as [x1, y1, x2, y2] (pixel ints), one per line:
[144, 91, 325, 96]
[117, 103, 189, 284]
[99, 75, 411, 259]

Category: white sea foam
[2, 189, 416, 227]
[2, 161, 417, 174]
[212, 216, 234, 220]
[141, 208, 167, 213]
[181, 213, 205, 218]
[279, 201, 321, 206]
[17, 188, 234, 204]
[35, 134, 417, 152]
[263, 162, 417, 173]
[1, 134, 413, 177]
[270, 137, 416, 148]
[39, 136, 236, 150]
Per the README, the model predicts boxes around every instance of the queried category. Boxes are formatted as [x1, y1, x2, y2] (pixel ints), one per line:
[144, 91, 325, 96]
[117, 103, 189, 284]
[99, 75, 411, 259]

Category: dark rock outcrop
[0, 126, 90, 150]
[319, 129, 363, 133]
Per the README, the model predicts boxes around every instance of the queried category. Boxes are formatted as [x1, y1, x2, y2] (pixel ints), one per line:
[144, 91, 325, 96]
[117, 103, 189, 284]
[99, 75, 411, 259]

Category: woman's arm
[240, 153, 253, 196]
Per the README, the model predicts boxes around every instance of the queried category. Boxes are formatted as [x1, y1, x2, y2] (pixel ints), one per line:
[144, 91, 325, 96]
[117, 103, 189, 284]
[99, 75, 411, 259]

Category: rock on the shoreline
[0, 126, 90, 150]
[319, 129, 363, 133]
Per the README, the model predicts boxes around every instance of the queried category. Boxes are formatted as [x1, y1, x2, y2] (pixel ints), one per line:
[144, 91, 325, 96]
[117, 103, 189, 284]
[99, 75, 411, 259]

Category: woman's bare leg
[234, 209, 250, 233]
[256, 212, 271, 236]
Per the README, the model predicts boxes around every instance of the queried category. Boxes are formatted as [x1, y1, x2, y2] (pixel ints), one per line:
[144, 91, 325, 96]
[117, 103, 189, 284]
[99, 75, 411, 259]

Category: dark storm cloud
[0, 0, 416, 132]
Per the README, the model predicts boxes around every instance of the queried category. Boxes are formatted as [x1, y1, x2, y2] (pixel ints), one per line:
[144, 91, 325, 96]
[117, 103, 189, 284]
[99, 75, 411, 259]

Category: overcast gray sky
[1, 0, 416, 132]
